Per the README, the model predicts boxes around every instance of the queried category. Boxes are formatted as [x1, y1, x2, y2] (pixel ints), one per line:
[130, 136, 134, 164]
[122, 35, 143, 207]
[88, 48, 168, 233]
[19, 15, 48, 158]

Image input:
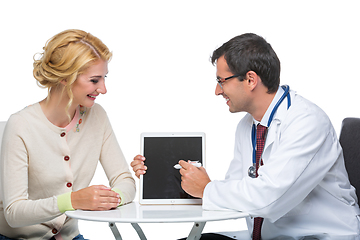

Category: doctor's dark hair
[211, 33, 280, 93]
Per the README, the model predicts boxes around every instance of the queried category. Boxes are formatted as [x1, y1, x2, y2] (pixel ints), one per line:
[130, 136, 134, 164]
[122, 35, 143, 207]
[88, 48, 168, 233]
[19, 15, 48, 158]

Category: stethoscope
[248, 85, 291, 178]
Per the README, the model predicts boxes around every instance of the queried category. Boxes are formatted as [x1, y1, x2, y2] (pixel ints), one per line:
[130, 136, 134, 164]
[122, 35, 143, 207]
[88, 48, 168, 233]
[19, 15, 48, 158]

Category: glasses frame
[216, 74, 242, 89]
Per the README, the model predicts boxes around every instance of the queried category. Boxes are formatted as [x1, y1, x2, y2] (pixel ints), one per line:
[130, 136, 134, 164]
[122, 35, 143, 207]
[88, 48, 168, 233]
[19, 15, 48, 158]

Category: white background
[1, 1, 360, 239]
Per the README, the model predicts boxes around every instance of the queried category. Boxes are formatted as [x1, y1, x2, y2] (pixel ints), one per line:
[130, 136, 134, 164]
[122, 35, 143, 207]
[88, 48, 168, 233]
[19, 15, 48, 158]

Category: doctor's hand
[131, 154, 147, 178]
[71, 185, 121, 211]
[179, 160, 211, 198]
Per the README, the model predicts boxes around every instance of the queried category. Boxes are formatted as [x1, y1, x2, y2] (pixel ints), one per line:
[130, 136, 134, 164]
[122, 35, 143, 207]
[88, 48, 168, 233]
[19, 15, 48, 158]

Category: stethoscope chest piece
[248, 165, 257, 178]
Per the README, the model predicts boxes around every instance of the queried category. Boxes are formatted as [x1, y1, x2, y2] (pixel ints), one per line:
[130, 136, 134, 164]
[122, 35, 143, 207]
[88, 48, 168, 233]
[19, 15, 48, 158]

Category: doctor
[131, 33, 360, 239]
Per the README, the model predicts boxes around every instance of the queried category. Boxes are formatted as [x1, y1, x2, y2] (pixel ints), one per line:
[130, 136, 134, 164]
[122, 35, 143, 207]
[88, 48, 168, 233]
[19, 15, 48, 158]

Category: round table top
[65, 201, 248, 223]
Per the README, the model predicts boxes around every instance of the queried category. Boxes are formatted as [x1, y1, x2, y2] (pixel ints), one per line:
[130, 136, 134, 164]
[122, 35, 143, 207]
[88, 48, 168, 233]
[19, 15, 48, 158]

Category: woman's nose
[97, 80, 107, 94]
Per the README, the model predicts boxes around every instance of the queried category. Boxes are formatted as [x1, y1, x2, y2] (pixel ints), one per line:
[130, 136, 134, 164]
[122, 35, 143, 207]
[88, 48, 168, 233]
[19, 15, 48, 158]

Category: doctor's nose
[215, 82, 223, 96]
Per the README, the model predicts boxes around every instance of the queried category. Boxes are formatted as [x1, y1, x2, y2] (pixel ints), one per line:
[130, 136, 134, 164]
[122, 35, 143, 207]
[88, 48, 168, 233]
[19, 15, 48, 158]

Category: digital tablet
[139, 132, 205, 205]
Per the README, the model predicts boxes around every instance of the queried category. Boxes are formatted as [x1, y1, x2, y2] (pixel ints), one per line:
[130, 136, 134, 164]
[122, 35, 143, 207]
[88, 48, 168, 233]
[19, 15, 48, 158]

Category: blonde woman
[0, 29, 135, 240]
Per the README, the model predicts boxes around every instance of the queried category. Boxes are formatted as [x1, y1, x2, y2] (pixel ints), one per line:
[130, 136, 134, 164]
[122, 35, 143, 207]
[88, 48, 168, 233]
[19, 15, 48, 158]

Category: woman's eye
[90, 79, 99, 84]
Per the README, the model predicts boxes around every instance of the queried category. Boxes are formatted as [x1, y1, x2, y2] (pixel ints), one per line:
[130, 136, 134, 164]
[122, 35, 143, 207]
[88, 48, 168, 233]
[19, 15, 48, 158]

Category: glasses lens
[216, 78, 223, 87]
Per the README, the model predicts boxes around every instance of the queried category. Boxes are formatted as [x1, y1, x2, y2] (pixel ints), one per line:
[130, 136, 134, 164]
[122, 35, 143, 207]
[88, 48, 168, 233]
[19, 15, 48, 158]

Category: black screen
[143, 137, 203, 199]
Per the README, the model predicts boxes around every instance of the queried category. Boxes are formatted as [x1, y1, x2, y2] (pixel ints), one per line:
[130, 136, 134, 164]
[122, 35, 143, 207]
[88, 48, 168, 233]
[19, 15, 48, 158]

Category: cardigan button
[64, 156, 70, 161]
[52, 228, 58, 234]
[60, 132, 66, 137]
[66, 182, 72, 188]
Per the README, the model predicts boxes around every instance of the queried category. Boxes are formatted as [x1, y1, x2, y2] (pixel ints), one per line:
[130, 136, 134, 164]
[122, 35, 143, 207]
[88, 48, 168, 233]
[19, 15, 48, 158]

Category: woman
[0, 29, 135, 239]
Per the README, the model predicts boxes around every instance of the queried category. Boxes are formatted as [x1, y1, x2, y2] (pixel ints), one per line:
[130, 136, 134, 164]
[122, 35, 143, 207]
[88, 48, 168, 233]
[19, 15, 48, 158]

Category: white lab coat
[203, 88, 360, 239]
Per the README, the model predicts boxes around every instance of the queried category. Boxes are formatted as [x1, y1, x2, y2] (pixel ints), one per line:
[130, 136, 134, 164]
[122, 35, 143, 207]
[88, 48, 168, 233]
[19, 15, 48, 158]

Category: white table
[66, 202, 248, 240]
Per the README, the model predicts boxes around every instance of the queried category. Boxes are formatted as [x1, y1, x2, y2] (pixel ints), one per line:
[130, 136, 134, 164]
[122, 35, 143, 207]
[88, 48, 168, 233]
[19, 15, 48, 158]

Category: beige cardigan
[0, 103, 135, 239]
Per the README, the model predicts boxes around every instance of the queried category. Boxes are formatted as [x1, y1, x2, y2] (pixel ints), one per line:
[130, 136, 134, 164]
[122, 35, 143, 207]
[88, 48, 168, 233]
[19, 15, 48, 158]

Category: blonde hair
[33, 29, 112, 116]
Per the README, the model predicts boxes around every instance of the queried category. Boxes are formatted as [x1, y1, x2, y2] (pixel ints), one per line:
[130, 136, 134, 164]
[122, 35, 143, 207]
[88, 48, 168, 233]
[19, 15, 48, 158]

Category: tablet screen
[140, 133, 205, 204]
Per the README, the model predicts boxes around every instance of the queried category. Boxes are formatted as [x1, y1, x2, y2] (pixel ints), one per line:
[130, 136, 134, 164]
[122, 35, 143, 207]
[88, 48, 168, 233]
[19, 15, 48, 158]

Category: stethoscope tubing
[249, 85, 291, 177]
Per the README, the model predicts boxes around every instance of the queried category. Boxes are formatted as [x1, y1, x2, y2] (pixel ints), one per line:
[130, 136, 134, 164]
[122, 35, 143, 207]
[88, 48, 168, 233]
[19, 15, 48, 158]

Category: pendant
[248, 165, 257, 178]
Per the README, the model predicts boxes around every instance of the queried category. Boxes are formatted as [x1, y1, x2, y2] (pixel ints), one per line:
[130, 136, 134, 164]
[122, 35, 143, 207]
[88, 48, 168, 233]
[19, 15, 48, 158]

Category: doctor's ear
[245, 71, 260, 90]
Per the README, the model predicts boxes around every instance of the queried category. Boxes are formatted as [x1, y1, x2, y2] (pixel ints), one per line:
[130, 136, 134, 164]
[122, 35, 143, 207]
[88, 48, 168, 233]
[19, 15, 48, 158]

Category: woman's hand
[71, 185, 120, 211]
[130, 155, 147, 178]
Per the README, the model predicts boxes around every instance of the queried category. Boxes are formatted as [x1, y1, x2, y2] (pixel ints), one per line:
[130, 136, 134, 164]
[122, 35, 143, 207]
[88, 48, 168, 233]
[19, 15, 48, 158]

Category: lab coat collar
[253, 86, 292, 152]
[253, 86, 285, 128]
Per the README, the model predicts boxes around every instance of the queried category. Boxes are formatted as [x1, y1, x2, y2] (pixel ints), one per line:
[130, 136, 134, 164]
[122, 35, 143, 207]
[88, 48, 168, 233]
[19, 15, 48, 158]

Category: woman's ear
[60, 79, 67, 86]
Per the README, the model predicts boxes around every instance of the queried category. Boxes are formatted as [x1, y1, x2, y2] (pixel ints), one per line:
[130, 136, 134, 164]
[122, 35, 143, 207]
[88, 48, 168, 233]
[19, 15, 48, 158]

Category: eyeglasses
[216, 74, 242, 89]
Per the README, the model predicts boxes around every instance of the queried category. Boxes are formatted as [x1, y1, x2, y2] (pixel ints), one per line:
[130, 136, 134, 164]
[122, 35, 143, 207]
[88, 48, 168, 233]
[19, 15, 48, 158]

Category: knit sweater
[0, 103, 135, 239]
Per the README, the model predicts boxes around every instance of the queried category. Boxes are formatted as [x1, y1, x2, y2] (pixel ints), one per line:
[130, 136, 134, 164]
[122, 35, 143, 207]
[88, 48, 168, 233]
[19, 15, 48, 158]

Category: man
[132, 33, 360, 239]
